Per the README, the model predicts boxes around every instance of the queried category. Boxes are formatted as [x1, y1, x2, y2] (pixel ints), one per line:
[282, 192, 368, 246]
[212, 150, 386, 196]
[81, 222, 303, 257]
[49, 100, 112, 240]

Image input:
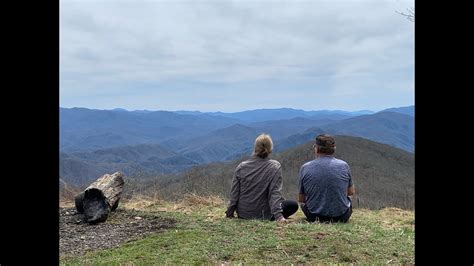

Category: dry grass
[59, 179, 84, 209]
[59, 200, 75, 208]
[121, 194, 166, 210]
[176, 193, 226, 221]
[178, 193, 225, 208]
[120, 193, 227, 221]
[377, 207, 415, 229]
[352, 207, 414, 230]
[61, 193, 414, 229]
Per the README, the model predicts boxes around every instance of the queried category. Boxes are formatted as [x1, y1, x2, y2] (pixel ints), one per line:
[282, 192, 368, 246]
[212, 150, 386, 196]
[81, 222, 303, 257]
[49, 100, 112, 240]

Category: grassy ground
[60, 195, 414, 264]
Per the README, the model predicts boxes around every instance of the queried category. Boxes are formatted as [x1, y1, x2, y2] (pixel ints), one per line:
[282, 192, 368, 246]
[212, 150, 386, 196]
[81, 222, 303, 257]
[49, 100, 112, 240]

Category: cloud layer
[60, 0, 414, 112]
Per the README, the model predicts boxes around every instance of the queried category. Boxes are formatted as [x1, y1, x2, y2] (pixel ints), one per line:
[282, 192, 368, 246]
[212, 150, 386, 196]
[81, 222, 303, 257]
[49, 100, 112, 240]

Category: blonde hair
[253, 133, 273, 158]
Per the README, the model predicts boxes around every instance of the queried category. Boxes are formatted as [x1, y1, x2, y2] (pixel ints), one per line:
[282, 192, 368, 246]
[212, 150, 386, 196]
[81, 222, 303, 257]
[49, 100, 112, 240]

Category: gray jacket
[226, 156, 284, 220]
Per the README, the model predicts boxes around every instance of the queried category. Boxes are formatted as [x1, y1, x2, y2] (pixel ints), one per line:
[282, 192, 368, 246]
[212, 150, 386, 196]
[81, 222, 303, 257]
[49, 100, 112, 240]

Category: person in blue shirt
[298, 134, 355, 223]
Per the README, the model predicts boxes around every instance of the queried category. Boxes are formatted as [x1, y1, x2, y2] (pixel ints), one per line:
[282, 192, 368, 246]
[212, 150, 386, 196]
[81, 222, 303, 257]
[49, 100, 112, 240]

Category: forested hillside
[135, 135, 414, 210]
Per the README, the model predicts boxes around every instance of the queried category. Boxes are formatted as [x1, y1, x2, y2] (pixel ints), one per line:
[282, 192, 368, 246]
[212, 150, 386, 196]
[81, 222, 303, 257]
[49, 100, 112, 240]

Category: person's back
[300, 156, 352, 217]
[298, 134, 355, 223]
[233, 156, 281, 220]
[226, 134, 298, 222]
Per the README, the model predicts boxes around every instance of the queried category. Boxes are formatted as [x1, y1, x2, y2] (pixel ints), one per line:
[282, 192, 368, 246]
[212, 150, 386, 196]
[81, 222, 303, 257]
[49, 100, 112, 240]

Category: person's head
[253, 133, 273, 158]
[313, 134, 336, 155]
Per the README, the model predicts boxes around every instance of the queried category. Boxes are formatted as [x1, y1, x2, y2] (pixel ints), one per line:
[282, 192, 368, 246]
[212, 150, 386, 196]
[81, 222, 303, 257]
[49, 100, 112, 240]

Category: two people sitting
[225, 133, 355, 223]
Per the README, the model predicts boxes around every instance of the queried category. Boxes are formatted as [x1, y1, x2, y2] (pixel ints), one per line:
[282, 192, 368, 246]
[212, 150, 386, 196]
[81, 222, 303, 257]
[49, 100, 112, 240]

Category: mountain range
[60, 107, 241, 152]
[60, 105, 414, 185]
[378, 105, 414, 116]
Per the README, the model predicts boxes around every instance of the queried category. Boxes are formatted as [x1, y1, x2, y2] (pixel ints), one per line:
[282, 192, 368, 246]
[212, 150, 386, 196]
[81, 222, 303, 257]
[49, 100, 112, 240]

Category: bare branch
[396, 7, 414, 22]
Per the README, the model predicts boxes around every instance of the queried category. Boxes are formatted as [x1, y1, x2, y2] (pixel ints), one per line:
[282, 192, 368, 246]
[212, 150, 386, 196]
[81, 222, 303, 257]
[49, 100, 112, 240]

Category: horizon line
[59, 105, 414, 113]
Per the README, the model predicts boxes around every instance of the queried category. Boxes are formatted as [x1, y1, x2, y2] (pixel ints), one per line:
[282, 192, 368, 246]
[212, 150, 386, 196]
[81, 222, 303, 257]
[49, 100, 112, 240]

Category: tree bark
[75, 172, 125, 223]
[85, 171, 125, 211]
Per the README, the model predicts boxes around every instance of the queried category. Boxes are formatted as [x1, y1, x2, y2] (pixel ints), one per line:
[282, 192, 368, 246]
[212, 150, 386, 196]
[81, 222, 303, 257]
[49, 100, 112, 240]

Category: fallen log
[75, 172, 125, 224]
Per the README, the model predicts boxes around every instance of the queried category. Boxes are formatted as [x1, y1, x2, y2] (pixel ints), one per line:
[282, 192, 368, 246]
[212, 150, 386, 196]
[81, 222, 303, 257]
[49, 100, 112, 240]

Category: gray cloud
[60, 0, 414, 111]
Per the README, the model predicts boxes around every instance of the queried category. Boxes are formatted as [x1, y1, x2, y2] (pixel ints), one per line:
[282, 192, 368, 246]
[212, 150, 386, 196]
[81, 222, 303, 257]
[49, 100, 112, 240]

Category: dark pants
[282, 199, 299, 218]
[301, 203, 352, 223]
[271, 200, 299, 220]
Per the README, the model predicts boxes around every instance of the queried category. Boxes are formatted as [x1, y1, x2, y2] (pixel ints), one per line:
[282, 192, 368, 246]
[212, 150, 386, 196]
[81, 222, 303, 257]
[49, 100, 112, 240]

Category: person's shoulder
[238, 157, 258, 167]
[299, 160, 316, 177]
[333, 158, 350, 167]
[268, 159, 281, 168]
[301, 160, 315, 170]
[303, 160, 316, 167]
[237, 159, 250, 169]
[238, 159, 251, 166]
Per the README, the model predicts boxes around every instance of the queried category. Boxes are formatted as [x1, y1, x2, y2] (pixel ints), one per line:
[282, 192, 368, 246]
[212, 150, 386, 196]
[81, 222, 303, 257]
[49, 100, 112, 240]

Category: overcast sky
[60, 0, 414, 112]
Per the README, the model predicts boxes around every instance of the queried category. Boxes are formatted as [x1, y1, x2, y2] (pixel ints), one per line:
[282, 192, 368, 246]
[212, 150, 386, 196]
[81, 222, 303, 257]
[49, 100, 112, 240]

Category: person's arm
[348, 185, 355, 196]
[269, 166, 284, 221]
[298, 193, 305, 203]
[225, 165, 241, 218]
[346, 164, 355, 196]
[298, 165, 306, 203]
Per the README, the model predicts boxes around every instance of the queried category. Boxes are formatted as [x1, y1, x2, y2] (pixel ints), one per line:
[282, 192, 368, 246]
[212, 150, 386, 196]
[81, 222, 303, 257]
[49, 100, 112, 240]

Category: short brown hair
[315, 134, 335, 154]
[254, 133, 273, 158]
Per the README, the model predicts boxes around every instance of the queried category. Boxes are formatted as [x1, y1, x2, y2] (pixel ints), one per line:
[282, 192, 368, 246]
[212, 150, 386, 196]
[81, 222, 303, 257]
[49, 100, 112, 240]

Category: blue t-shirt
[299, 155, 353, 217]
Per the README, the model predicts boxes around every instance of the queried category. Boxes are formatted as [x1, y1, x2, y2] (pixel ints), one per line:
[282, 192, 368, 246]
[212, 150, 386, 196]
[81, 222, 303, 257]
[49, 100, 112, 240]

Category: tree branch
[396, 7, 414, 22]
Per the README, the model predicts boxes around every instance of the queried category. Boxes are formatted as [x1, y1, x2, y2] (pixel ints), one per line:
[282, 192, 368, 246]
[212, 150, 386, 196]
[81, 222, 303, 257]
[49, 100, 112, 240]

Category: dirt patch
[60, 207, 176, 257]
[313, 232, 330, 240]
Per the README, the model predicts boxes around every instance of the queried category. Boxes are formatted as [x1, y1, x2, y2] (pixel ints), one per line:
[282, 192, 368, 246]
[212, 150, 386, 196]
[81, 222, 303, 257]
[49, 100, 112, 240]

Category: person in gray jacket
[225, 133, 298, 222]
